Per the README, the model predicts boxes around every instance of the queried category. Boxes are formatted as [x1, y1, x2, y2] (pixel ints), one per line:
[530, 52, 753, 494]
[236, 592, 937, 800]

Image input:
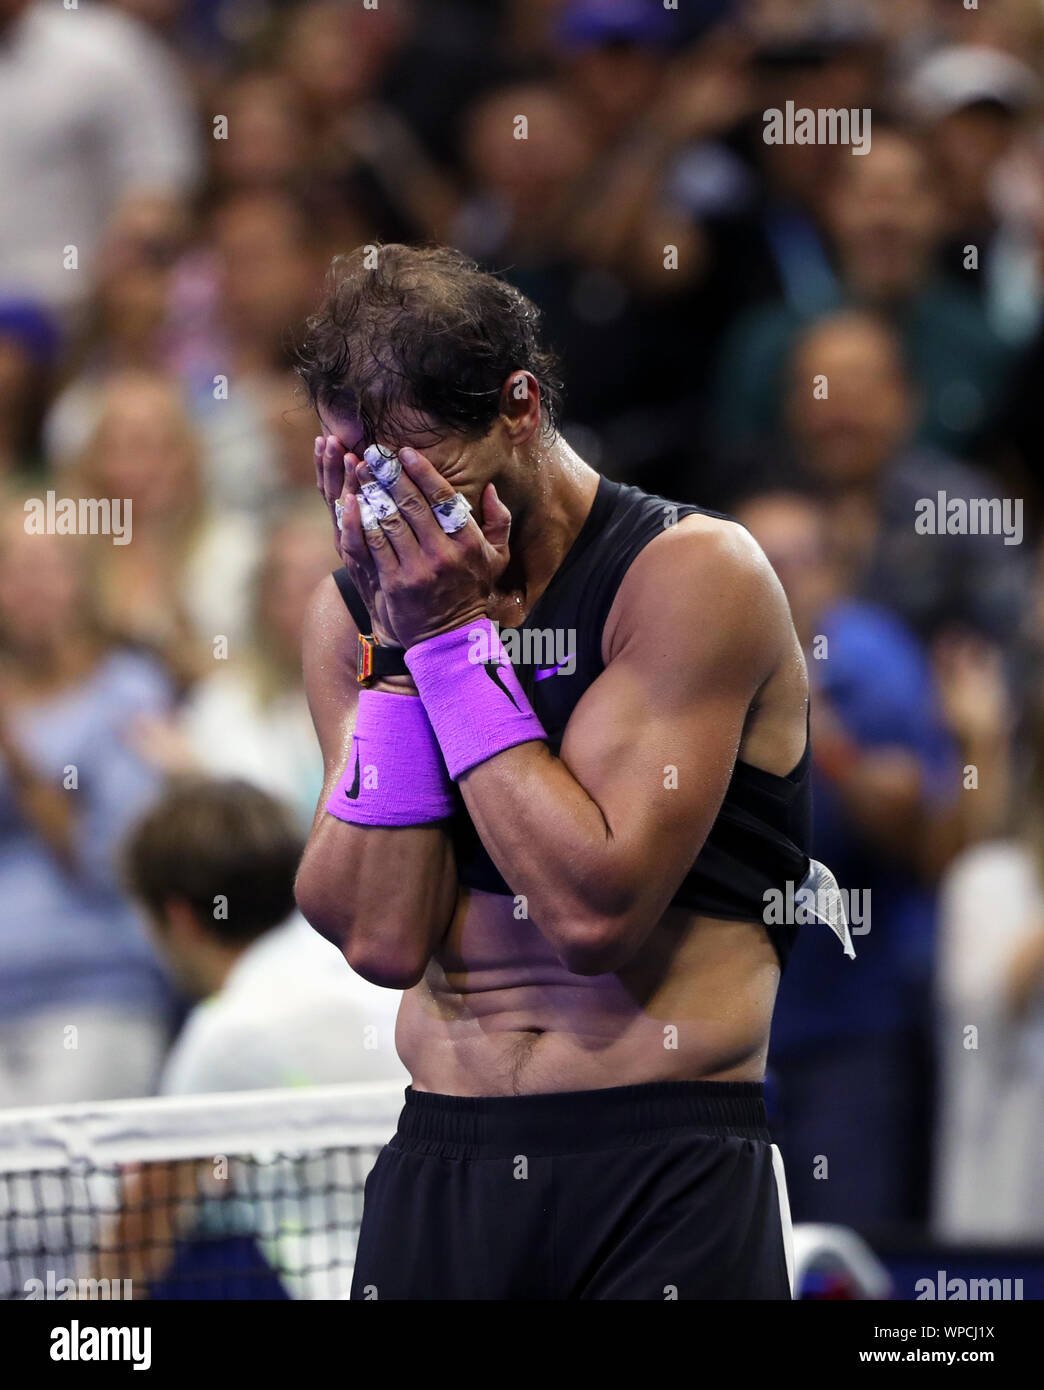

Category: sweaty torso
[396, 898, 783, 1096]
[396, 503, 809, 1096]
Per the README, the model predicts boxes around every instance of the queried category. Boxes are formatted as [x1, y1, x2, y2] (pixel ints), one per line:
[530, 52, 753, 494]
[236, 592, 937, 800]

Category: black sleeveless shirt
[333, 475, 811, 967]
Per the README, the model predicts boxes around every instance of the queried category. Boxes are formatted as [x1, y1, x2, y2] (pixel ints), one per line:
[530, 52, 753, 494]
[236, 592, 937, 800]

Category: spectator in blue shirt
[738, 491, 959, 1230]
[0, 516, 175, 1105]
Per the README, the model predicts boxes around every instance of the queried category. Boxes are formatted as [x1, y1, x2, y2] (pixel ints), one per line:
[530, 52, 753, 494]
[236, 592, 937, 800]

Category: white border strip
[0, 1082, 405, 1171]
[771, 1143, 796, 1298]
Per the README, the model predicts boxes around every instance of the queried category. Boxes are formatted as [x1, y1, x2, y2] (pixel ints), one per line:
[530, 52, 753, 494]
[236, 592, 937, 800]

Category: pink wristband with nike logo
[404, 618, 547, 780]
[326, 689, 454, 826]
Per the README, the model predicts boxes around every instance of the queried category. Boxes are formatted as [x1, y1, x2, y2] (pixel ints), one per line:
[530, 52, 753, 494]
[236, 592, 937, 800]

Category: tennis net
[0, 1081, 404, 1301]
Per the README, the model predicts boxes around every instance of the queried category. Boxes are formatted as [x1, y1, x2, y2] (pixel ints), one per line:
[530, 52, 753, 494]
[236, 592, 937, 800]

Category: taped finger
[357, 495, 381, 531]
[363, 443, 402, 489]
[433, 493, 473, 534]
[360, 480, 400, 522]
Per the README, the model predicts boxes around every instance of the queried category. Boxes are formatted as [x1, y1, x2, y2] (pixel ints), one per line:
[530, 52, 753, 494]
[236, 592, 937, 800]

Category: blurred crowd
[1, 0, 1043, 1246]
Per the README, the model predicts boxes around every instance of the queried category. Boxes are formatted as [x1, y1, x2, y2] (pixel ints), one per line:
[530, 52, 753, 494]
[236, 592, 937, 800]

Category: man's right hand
[315, 433, 399, 647]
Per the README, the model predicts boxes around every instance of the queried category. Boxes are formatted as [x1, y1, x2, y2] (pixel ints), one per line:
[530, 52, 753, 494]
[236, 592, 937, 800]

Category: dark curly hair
[294, 243, 562, 448]
[123, 777, 303, 944]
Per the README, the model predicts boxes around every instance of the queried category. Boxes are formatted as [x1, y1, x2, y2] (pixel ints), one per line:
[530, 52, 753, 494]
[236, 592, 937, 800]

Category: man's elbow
[341, 942, 428, 991]
[293, 858, 340, 945]
[294, 864, 428, 990]
[557, 913, 642, 977]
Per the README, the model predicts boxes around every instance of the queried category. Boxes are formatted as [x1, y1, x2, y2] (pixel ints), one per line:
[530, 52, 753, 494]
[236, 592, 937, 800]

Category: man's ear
[499, 372, 541, 444]
[162, 897, 206, 946]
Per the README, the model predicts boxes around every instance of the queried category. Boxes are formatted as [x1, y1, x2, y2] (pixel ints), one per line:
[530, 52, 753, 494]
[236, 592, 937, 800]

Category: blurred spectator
[158, 191, 325, 513]
[279, 0, 456, 245]
[454, 39, 734, 492]
[988, 138, 1044, 515]
[934, 696, 1044, 1241]
[721, 7, 882, 318]
[109, 0, 185, 38]
[67, 370, 258, 686]
[138, 500, 330, 831]
[69, 194, 193, 383]
[741, 491, 956, 1230]
[209, 69, 312, 197]
[712, 127, 1019, 461]
[124, 777, 406, 1094]
[0, 0, 198, 314]
[208, 191, 319, 377]
[938, 0, 1044, 69]
[0, 299, 60, 480]
[928, 634, 1014, 869]
[454, 83, 596, 266]
[553, 0, 676, 149]
[0, 518, 174, 1105]
[903, 44, 1042, 346]
[560, 34, 752, 291]
[719, 310, 1029, 646]
[379, 0, 515, 168]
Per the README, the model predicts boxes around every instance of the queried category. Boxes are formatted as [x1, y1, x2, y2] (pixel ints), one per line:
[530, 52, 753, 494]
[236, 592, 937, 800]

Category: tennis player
[294, 244, 849, 1300]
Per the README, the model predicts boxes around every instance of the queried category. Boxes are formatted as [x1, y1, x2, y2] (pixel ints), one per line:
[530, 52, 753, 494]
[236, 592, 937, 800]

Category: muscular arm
[459, 518, 795, 975]
[293, 575, 458, 987]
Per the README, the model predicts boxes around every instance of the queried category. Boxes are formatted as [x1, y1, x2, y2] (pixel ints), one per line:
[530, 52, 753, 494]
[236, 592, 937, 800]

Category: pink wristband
[326, 689, 454, 826]
[404, 618, 547, 780]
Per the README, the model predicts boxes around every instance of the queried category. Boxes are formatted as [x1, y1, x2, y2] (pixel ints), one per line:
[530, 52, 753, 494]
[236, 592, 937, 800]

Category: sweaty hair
[294, 243, 562, 447]
[123, 777, 303, 945]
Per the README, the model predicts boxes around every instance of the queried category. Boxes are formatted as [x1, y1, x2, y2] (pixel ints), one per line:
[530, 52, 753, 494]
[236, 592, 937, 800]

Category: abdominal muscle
[396, 888, 782, 1097]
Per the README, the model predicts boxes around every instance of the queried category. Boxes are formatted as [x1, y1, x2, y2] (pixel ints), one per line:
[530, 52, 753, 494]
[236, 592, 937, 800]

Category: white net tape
[0, 1082, 404, 1301]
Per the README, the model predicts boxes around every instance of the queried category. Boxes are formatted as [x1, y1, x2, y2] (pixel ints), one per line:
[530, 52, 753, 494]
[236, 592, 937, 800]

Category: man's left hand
[340, 446, 512, 649]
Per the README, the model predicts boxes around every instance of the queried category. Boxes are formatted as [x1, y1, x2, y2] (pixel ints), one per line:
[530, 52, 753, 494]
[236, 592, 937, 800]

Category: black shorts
[350, 1080, 794, 1300]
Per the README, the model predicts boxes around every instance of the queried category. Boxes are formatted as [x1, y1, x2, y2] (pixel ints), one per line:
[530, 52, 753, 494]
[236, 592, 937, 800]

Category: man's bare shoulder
[604, 510, 791, 678]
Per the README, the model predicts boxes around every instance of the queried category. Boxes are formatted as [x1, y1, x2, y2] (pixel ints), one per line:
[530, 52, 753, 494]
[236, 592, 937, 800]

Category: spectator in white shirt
[123, 776, 406, 1095]
[176, 499, 331, 831]
[934, 698, 1044, 1241]
[0, 0, 198, 313]
[124, 499, 331, 831]
[69, 369, 260, 689]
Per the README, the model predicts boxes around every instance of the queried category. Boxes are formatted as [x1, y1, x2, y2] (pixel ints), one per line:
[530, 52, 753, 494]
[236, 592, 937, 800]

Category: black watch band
[357, 633, 410, 684]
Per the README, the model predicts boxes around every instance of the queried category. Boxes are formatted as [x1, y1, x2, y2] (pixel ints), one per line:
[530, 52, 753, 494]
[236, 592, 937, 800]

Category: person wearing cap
[904, 44, 1043, 346]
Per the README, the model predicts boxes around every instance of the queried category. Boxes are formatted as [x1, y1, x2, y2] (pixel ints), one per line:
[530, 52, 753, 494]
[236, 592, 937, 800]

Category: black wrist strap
[373, 644, 409, 676]
[333, 568, 409, 683]
[333, 567, 370, 630]
[358, 635, 410, 683]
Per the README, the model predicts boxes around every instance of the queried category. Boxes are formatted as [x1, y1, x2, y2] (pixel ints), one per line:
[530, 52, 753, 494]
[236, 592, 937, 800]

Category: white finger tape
[363, 444, 402, 488]
[361, 481, 399, 521]
[433, 493, 472, 534]
[357, 495, 380, 530]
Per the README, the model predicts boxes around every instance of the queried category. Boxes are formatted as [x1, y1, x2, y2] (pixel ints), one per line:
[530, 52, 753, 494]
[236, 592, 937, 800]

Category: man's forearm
[401, 618, 683, 974]
[296, 815, 457, 988]
[297, 682, 458, 987]
[458, 743, 659, 975]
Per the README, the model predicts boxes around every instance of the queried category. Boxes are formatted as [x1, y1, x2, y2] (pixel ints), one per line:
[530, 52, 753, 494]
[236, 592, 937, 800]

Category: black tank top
[332, 475, 811, 966]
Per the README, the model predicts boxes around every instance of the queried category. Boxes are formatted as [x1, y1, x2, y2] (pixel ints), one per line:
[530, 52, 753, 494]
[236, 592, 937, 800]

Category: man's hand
[316, 432, 403, 647]
[325, 439, 402, 647]
[340, 446, 511, 649]
[315, 433, 348, 546]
